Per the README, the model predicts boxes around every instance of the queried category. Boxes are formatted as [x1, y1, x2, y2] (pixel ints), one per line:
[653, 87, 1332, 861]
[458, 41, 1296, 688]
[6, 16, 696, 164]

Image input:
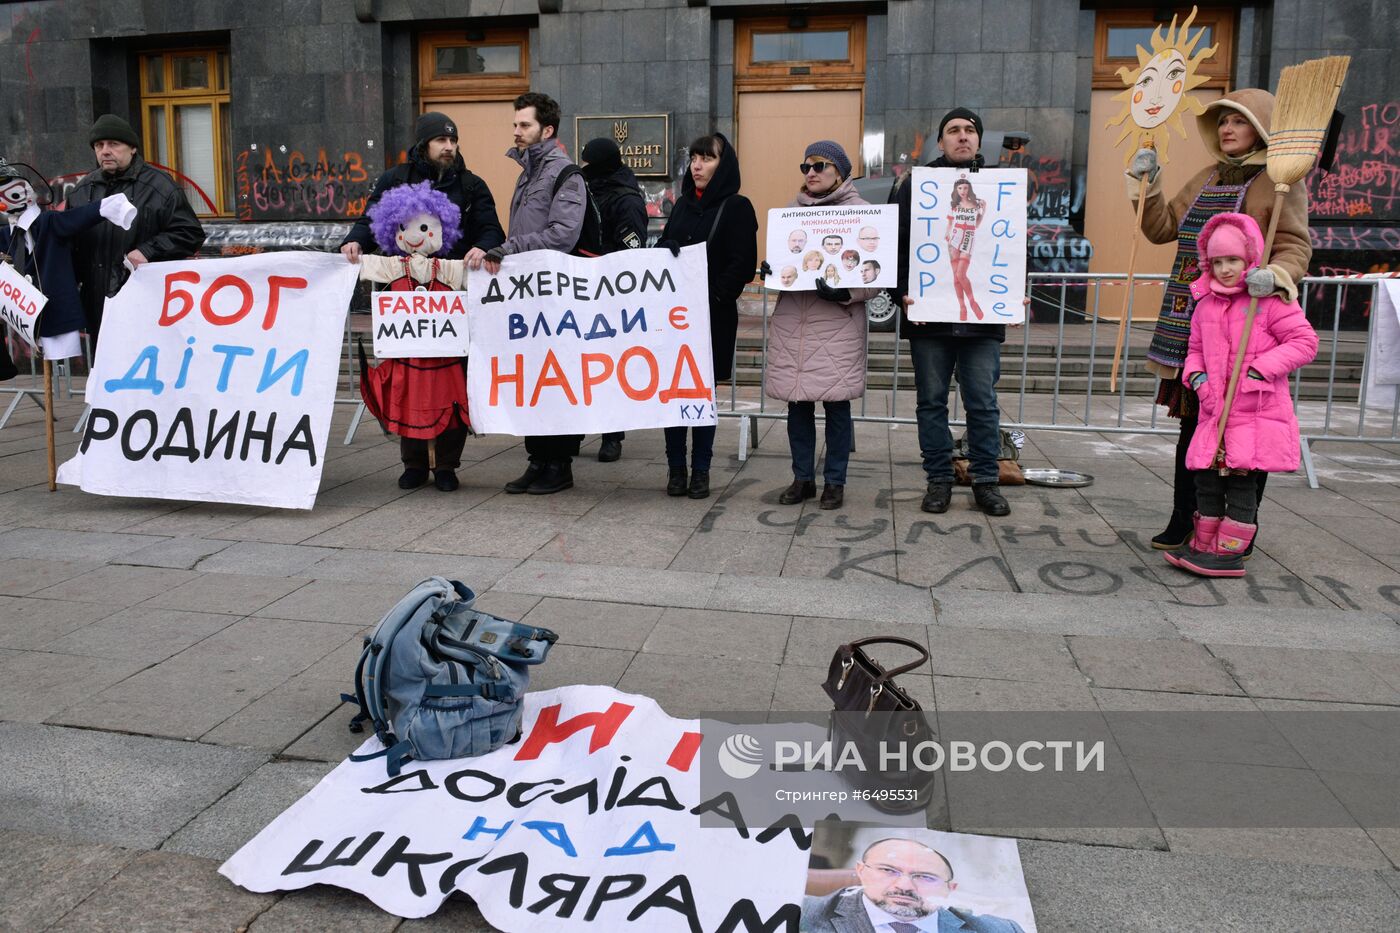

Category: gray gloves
[1127, 148, 1160, 183]
[1245, 267, 1276, 298]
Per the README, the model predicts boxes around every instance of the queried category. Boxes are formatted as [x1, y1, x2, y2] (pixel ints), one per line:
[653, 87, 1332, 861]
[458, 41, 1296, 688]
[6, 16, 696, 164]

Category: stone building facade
[0, 0, 1395, 301]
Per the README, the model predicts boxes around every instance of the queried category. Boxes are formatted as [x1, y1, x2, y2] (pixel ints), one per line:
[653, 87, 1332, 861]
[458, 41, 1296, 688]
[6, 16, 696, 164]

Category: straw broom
[1212, 55, 1349, 470]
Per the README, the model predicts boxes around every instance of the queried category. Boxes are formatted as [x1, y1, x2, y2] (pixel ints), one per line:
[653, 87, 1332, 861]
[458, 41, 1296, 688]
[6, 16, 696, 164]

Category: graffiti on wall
[239, 146, 374, 221]
[1308, 101, 1400, 220]
[1003, 152, 1093, 309]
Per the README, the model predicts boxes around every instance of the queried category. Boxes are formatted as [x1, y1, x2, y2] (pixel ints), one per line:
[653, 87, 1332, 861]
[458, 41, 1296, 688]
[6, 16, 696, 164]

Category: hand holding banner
[465, 245, 716, 436]
[764, 204, 899, 292]
[57, 252, 357, 509]
[906, 167, 1027, 325]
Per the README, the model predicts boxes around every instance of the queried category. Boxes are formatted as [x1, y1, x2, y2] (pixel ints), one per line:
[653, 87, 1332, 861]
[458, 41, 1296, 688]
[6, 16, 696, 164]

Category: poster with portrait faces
[800, 822, 1037, 933]
[765, 204, 899, 292]
[906, 167, 1027, 325]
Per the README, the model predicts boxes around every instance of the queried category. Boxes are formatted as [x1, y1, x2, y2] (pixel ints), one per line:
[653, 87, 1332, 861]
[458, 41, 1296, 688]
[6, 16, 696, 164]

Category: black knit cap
[88, 114, 140, 149]
[938, 107, 983, 141]
[581, 137, 622, 174]
[415, 111, 459, 146]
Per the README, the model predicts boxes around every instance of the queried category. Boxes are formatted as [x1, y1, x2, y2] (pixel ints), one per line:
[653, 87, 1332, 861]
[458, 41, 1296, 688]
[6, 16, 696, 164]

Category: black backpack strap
[551, 164, 583, 199]
[706, 198, 729, 247]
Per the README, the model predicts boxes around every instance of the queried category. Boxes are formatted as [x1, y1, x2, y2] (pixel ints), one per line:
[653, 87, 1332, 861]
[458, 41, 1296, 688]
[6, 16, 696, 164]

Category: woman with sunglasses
[655, 133, 758, 499]
[761, 141, 877, 511]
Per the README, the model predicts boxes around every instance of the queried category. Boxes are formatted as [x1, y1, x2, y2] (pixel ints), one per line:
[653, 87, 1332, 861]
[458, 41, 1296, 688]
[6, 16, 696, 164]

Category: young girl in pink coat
[1166, 212, 1318, 577]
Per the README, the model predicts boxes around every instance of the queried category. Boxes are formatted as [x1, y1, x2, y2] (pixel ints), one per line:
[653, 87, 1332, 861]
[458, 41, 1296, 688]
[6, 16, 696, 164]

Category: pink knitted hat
[1204, 221, 1249, 260]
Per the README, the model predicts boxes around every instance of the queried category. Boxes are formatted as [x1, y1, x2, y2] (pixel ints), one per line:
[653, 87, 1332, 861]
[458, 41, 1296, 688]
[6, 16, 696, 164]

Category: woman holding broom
[1125, 89, 1312, 551]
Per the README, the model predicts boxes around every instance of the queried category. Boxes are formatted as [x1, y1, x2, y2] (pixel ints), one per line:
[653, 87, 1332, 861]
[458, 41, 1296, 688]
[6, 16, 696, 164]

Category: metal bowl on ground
[1021, 468, 1094, 488]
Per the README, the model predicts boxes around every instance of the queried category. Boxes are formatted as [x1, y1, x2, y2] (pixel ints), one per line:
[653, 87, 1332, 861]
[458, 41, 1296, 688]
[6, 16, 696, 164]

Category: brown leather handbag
[822, 636, 937, 813]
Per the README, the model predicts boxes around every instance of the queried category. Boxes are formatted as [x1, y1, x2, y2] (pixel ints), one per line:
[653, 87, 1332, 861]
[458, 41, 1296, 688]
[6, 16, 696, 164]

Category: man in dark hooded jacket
[66, 114, 205, 344]
[341, 112, 504, 492]
[340, 112, 504, 263]
[891, 107, 1011, 518]
[581, 136, 649, 463]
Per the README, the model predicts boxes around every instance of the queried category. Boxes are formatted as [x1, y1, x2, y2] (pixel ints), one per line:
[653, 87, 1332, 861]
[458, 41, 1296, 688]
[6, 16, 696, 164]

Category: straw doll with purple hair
[355, 180, 475, 491]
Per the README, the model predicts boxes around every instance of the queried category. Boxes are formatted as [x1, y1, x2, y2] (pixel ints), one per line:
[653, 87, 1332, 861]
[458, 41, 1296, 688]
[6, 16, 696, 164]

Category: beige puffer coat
[764, 178, 877, 402]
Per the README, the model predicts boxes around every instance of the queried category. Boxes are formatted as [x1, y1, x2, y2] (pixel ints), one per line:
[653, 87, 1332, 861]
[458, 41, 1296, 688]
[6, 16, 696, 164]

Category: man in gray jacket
[468, 92, 586, 495]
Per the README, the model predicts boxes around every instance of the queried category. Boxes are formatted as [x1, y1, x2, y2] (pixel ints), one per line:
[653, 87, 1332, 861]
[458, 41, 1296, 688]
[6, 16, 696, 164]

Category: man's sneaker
[972, 482, 1010, 516]
[778, 479, 816, 505]
[921, 482, 953, 514]
[504, 461, 542, 494]
[598, 437, 622, 462]
[527, 460, 574, 495]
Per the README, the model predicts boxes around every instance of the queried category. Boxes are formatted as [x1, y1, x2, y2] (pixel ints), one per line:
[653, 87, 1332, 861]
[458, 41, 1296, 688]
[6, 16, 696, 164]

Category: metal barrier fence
[714, 273, 1399, 490]
[5, 273, 1394, 491]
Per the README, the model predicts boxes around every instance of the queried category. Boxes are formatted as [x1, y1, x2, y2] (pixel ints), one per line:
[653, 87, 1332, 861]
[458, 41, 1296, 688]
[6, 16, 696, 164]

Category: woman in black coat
[657, 132, 757, 499]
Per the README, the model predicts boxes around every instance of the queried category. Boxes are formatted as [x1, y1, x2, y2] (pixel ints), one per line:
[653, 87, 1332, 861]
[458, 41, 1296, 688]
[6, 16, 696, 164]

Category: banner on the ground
[765, 203, 898, 292]
[906, 167, 1027, 325]
[56, 252, 356, 509]
[220, 686, 810, 926]
[465, 245, 716, 435]
[371, 290, 471, 358]
[0, 260, 47, 350]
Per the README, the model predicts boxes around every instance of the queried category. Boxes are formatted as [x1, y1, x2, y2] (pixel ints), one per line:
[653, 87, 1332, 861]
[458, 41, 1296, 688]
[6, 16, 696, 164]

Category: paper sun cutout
[1105, 6, 1218, 165]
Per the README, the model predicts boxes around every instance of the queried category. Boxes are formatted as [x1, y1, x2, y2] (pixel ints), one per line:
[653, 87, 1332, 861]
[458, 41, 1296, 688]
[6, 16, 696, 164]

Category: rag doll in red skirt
[355, 181, 475, 492]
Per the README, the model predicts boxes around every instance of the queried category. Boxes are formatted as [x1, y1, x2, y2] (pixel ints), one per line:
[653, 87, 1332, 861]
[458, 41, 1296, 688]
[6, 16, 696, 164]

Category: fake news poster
[465, 244, 717, 436]
[765, 203, 899, 292]
[0, 259, 47, 350]
[221, 685, 812, 927]
[906, 167, 1028, 325]
[56, 252, 357, 509]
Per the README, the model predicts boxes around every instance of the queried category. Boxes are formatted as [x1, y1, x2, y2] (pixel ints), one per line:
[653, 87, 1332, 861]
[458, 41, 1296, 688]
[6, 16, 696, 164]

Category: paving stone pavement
[0, 391, 1397, 930]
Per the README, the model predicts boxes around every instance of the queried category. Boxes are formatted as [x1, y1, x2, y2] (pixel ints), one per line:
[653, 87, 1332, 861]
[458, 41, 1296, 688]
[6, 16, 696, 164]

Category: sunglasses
[800, 161, 836, 175]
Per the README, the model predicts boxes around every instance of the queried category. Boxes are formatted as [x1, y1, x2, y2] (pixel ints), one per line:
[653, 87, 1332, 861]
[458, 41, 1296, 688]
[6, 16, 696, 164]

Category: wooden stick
[1212, 184, 1287, 468]
[1111, 138, 1156, 393]
[1110, 176, 1151, 391]
[43, 357, 56, 491]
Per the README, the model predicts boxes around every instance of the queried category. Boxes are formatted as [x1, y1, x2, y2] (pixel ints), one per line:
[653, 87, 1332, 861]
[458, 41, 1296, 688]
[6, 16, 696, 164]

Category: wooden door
[1083, 8, 1235, 319]
[435, 101, 517, 234]
[737, 90, 863, 264]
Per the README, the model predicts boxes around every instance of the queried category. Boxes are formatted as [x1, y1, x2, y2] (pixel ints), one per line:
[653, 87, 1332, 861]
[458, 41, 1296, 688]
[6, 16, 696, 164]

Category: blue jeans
[910, 336, 1002, 484]
[787, 400, 853, 485]
[664, 425, 716, 472]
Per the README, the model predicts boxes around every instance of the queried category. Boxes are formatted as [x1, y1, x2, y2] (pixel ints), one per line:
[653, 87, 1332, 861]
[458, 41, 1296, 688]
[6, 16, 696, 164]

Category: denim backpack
[343, 577, 559, 776]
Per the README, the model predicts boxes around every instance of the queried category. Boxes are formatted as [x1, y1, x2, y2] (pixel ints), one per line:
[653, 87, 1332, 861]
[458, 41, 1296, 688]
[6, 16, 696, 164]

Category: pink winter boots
[1165, 514, 1256, 577]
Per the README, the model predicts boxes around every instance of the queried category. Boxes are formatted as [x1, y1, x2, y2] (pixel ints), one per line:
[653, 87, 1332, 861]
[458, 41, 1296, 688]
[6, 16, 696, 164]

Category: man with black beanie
[66, 113, 205, 343]
[340, 111, 505, 492]
[341, 111, 503, 264]
[891, 107, 1011, 518]
[580, 136, 649, 462]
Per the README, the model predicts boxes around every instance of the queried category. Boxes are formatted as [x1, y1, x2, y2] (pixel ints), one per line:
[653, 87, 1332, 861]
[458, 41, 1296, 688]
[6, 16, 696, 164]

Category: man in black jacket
[340, 112, 503, 263]
[892, 107, 1010, 517]
[341, 112, 505, 491]
[580, 136, 649, 463]
[66, 114, 206, 344]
